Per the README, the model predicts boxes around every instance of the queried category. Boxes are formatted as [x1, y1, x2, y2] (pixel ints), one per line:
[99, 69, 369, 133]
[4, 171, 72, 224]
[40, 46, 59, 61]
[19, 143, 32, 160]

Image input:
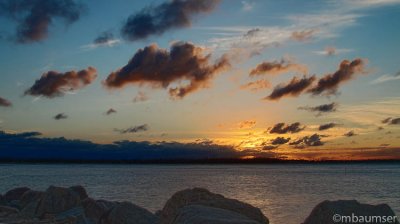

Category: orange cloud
[250, 59, 308, 76]
[240, 79, 271, 92]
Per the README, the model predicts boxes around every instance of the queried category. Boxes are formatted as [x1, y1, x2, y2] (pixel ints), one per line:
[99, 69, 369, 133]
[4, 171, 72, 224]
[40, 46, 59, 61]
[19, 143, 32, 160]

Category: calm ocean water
[0, 163, 399, 224]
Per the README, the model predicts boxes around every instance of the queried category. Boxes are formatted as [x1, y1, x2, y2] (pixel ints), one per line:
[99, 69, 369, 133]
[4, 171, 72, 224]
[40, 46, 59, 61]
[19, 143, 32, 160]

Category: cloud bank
[0, 130, 272, 161]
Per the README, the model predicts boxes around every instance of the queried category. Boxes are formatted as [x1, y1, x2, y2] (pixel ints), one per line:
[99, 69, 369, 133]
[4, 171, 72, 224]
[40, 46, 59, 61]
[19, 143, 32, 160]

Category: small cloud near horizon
[114, 124, 149, 134]
[105, 108, 117, 115]
[54, 113, 68, 120]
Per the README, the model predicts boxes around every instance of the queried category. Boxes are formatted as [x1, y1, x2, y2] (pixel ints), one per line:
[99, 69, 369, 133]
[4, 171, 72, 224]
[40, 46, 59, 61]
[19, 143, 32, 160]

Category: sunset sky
[0, 0, 400, 160]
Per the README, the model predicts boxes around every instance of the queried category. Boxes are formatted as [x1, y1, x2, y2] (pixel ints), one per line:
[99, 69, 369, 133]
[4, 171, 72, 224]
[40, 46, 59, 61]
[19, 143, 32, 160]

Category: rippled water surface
[1, 163, 399, 224]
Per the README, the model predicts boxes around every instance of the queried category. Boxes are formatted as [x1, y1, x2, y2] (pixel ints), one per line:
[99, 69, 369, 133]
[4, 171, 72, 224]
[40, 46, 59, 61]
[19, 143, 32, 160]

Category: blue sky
[0, 0, 400, 160]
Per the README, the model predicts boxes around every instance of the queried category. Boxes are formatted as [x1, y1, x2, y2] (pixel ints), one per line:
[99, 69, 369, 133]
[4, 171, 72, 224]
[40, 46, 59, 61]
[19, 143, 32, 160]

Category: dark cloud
[265, 75, 316, 100]
[382, 117, 400, 125]
[240, 79, 270, 92]
[382, 117, 392, 124]
[298, 102, 338, 115]
[114, 124, 149, 134]
[249, 59, 308, 76]
[0, 97, 12, 107]
[318, 123, 337, 131]
[238, 120, 256, 129]
[93, 31, 114, 45]
[133, 91, 149, 103]
[0, 0, 85, 43]
[24, 67, 97, 98]
[121, 0, 220, 41]
[344, 130, 356, 137]
[262, 145, 277, 150]
[289, 134, 324, 147]
[105, 108, 117, 115]
[244, 28, 260, 38]
[269, 122, 305, 134]
[0, 130, 276, 161]
[54, 113, 68, 120]
[103, 42, 230, 99]
[389, 118, 400, 125]
[308, 59, 367, 95]
[291, 30, 315, 42]
[271, 137, 291, 145]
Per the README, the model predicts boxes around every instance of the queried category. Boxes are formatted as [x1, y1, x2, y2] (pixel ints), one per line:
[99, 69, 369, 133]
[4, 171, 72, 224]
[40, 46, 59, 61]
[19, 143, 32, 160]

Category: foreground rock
[3, 186, 397, 224]
[303, 200, 399, 224]
[101, 202, 159, 224]
[159, 188, 269, 224]
[0, 186, 269, 224]
[0, 185, 157, 224]
[172, 204, 262, 224]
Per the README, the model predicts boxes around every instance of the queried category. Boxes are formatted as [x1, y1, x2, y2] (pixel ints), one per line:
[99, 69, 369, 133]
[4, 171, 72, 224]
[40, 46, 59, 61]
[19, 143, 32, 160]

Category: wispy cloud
[238, 120, 256, 129]
[241, 1, 255, 11]
[370, 72, 400, 84]
[202, 0, 400, 56]
[81, 39, 121, 50]
[240, 79, 271, 92]
[133, 91, 149, 103]
[312, 46, 353, 56]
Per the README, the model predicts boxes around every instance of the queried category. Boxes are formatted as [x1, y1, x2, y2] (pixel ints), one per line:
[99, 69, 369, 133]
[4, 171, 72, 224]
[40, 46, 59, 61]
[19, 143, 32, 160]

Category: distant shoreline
[0, 158, 399, 165]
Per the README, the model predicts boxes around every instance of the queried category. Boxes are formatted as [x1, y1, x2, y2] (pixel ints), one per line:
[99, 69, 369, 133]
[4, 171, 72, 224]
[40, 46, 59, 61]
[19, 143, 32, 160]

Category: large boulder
[100, 201, 159, 224]
[4, 187, 31, 202]
[20, 190, 44, 208]
[0, 194, 7, 206]
[70, 186, 89, 200]
[19, 190, 45, 218]
[172, 204, 263, 224]
[303, 200, 399, 224]
[0, 205, 19, 214]
[160, 188, 268, 224]
[35, 186, 81, 217]
[82, 198, 116, 224]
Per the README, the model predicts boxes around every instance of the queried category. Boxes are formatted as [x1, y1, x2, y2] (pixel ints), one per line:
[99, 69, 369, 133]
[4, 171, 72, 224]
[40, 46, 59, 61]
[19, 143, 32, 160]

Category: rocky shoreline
[0, 186, 398, 224]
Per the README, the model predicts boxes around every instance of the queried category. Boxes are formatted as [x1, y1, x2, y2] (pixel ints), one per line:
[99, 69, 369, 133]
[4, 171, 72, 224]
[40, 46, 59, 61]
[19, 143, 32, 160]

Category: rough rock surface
[303, 200, 399, 224]
[4, 187, 31, 202]
[172, 204, 263, 224]
[100, 201, 159, 224]
[82, 198, 116, 224]
[0, 194, 7, 206]
[159, 188, 269, 224]
[70, 186, 89, 200]
[35, 186, 82, 217]
[20, 190, 44, 208]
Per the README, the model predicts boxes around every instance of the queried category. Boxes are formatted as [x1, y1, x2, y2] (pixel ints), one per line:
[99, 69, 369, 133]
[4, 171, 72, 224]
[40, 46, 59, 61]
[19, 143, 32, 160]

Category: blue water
[0, 163, 399, 224]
